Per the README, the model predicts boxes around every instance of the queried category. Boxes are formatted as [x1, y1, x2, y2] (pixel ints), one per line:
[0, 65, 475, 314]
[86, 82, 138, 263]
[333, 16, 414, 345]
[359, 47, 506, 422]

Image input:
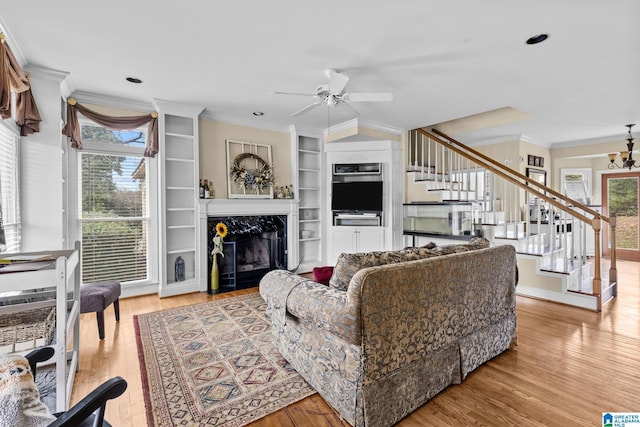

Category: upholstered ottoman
[80, 281, 121, 340]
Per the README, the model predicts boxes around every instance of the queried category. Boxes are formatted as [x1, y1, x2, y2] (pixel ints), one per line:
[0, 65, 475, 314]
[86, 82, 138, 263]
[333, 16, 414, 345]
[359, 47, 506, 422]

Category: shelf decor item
[230, 153, 274, 192]
[226, 140, 274, 198]
[174, 256, 185, 282]
[209, 222, 228, 294]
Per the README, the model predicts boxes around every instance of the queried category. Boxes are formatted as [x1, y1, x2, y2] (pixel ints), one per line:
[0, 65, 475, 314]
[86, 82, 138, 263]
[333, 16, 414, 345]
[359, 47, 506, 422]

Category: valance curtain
[0, 33, 42, 136]
[61, 99, 159, 158]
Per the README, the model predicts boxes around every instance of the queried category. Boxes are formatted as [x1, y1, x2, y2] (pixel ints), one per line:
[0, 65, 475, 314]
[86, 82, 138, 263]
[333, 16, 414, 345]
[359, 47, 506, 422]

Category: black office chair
[25, 347, 127, 427]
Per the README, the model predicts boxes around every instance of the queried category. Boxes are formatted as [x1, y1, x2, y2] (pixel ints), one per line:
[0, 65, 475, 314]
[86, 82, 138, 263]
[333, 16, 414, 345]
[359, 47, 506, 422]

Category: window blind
[0, 123, 21, 253]
[79, 151, 148, 284]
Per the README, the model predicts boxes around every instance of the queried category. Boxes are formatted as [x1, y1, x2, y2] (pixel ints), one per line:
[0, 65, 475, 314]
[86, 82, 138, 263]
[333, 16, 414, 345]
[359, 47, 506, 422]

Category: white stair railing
[407, 128, 617, 311]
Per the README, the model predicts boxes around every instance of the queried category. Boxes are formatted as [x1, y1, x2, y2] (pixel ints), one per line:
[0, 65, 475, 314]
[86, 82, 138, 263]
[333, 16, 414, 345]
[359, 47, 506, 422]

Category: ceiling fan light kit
[274, 68, 393, 120]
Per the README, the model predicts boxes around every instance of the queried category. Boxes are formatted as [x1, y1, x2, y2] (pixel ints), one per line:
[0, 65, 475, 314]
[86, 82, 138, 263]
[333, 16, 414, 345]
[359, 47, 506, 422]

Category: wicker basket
[0, 306, 56, 354]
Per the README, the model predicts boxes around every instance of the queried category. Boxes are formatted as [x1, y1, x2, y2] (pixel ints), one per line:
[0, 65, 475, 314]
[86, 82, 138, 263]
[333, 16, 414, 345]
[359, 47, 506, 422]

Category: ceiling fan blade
[327, 70, 349, 94]
[271, 91, 317, 97]
[290, 101, 323, 117]
[346, 92, 394, 102]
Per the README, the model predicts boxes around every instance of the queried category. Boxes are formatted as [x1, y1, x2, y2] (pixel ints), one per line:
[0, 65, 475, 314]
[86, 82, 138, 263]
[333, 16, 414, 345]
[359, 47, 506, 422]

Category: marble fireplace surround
[198, 198, 299, 292]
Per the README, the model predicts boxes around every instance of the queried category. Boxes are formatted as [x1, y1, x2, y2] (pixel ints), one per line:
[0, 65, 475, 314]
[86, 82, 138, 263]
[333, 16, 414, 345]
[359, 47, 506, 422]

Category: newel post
[592, 216, 602, 311]
[609, 212, 617, 297]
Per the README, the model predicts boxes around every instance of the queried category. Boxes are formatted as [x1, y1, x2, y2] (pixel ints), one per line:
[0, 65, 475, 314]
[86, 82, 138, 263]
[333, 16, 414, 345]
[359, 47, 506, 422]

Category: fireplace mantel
[199, 198, 298, 216]
[197, 198, 299, 292]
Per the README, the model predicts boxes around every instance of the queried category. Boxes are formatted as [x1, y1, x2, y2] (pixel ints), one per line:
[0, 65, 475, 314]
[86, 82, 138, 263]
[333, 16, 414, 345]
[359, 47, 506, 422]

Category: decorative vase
[210, 253, 219, 294]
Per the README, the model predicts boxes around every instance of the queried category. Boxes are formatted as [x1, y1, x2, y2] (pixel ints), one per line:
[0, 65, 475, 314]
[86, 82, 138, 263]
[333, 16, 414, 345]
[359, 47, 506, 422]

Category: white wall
[19, 67, 68, 251]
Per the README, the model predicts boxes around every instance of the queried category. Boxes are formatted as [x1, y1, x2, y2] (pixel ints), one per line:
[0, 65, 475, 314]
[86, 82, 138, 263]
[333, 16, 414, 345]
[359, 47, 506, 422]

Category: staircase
[407, 128, 618, 312]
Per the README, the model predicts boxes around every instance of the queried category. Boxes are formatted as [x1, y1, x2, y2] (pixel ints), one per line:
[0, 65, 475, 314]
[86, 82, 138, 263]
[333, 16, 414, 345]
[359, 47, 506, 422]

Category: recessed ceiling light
[526, 34, 549, 45]
[252, 111, 264, 116]
[125, 77, 143, 84]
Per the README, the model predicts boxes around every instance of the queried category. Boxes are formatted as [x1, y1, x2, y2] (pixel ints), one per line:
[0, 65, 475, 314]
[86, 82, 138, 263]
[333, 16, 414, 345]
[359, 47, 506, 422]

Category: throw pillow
[312, 266, 334, 285]
[0, 354, 56, 427]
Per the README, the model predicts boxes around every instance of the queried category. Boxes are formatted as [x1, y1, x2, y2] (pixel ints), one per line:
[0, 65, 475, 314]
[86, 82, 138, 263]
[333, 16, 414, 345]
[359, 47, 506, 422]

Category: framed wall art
[528, 155, 544, 168]
[560, 168, 592, 204]
[226, 140, 274, 199]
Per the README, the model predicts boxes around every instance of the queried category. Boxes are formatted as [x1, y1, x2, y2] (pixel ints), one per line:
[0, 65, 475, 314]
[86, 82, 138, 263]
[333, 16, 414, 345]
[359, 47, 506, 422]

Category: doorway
[602, 172, 640, 261]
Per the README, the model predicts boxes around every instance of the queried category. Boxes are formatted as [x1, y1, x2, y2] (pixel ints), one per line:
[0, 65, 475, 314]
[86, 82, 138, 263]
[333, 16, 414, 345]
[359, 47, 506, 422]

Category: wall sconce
[608, 124, 639, 169]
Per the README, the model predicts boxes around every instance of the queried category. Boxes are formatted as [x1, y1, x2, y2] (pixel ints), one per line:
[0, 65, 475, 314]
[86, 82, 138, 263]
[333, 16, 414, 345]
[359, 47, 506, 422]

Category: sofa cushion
[329, 237, 491, 292]
[329, 249, 422, 291]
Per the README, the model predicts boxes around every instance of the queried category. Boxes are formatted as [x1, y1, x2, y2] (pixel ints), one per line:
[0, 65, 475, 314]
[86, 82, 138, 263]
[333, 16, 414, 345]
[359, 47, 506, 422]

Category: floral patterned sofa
[259, 238, 518, 427]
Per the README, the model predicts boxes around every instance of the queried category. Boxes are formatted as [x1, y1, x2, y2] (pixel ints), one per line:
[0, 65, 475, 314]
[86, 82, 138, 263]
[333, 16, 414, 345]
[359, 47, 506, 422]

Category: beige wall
[199, 119, 291, 199]
[551, 136, 624, 202]
[519, 140, 550, 176]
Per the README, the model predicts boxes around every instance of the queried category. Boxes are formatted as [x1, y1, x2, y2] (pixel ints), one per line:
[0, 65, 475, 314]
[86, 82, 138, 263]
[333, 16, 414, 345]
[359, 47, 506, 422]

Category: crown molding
[551, 133, 623, 149]
[324, 118, 404, 142]
[152, 99, 204, 117]
[70, 91, 155, 113]
[200, 110, 294, 133]
[23, 64, 68, 82]
[520, 134, 547, 147]
[325, 118, 403, 137]
[288, 124, 323, 139]
[462, 133, 547, 148]
[23, 64, 74, 98]
[357, 119, 404, 136]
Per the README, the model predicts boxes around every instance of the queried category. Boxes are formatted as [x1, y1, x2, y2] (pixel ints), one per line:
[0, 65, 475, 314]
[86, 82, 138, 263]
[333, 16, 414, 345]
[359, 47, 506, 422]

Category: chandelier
[608, 124, 639, 169]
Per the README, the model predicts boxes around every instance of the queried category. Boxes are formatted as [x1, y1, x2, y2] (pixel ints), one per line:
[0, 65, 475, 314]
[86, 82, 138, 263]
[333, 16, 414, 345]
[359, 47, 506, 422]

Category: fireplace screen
[207, 215, 287, 291]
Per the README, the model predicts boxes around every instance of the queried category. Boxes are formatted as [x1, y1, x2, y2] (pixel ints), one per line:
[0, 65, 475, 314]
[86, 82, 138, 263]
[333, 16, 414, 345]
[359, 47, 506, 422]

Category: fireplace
[207, 215, 287, 292]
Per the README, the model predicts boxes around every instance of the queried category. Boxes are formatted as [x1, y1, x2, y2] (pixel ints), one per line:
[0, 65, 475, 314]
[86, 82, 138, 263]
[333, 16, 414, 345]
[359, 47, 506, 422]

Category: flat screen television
[331, 181, 383, 212]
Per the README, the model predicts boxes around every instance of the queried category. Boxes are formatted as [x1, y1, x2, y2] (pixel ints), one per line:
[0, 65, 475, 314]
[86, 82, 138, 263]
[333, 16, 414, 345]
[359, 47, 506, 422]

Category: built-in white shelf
[165, 157, 195, 163]
[292, 132, 325, 273]
[165, 132, 194, 139]
[167, 247, 196, 255]
[158, 104, 204, 297]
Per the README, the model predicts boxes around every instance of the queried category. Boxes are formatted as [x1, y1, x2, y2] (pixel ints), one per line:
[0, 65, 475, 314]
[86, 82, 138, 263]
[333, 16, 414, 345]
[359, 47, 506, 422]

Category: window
[0, 121, 21, 253]
[77, 123, 153, 285]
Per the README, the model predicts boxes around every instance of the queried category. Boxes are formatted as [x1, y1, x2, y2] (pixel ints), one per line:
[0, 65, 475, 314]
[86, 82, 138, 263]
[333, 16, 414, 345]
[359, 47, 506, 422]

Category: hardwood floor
[70, 261, 640, 426]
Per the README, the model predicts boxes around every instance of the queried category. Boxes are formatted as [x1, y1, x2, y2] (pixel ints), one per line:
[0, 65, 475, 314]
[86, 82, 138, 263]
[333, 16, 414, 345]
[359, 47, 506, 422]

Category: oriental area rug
[134, 292, 315, 426]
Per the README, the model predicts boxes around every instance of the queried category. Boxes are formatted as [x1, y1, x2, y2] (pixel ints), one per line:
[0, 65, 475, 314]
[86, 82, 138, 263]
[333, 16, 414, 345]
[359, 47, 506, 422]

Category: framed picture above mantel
[226, 140, 275, 199]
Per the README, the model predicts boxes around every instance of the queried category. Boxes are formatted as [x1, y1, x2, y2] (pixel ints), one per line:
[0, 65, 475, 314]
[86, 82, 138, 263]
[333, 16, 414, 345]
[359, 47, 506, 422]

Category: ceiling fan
[272, 68, 393, 117]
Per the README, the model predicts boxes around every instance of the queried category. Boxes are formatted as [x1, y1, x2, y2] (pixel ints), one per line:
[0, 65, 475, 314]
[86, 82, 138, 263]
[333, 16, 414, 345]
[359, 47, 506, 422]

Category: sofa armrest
[287, 280, 361, 345]
[259, 270, 311, 330]
[259, 270, 361, 346]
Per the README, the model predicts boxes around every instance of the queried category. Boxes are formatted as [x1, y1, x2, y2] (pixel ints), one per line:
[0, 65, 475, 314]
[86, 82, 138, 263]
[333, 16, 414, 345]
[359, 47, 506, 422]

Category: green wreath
[230, 153, 275, 192]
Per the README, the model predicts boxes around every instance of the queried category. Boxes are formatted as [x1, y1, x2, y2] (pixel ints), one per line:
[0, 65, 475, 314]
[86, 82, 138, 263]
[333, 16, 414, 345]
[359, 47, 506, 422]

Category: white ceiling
[1, 1, 639, 147]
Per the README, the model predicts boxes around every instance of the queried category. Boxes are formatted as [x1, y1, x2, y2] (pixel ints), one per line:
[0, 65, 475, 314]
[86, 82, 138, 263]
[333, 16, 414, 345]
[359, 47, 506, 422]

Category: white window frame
[0, 119, 21, 253]
[66, 119, 159, 292]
